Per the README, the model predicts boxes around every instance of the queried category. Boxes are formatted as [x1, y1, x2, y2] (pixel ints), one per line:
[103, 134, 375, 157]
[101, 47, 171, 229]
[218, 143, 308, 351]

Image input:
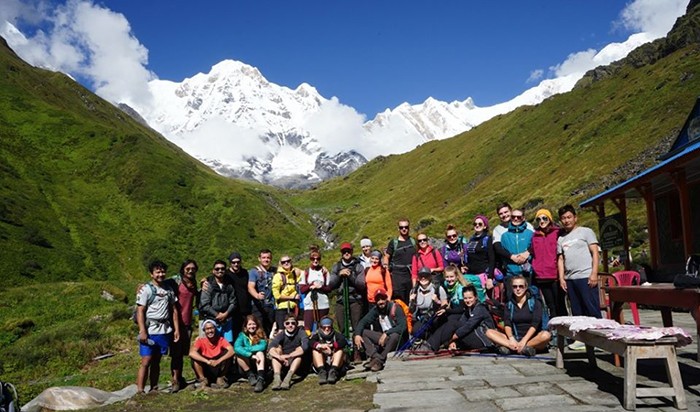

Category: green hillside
[0, 38, 317, 396]
[290, 5, 700, 255]
[0, 39, 316, 284]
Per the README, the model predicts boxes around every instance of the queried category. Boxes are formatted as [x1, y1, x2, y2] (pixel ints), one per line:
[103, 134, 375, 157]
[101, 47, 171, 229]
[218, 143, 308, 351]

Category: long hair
[245, 315, 266, 345]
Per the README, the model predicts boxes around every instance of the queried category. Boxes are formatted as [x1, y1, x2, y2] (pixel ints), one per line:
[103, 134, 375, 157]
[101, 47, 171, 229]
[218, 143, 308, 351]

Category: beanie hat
[370, 250, 383, 259]
[474, 214, 489, 229]
[360, 238, 373, 247]
[535, 209, 554, 222]
[228, 251, 242, 262]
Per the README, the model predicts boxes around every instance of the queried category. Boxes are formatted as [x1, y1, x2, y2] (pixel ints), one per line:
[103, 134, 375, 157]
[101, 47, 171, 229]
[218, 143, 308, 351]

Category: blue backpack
[506, 285, 549, 340]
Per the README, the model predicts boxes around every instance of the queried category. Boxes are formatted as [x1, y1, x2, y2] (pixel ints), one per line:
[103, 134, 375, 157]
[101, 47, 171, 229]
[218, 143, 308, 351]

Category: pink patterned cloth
[548, 316, 692, 347]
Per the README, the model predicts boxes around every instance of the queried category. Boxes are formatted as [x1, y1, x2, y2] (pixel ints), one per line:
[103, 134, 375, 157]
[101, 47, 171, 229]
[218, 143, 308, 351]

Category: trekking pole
[342, 276, 353, 358]
[311, 289, 320, 333]
[393, 312, 438, 358]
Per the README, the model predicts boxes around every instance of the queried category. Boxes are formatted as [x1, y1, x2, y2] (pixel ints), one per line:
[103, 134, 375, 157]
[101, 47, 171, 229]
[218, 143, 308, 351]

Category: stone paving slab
[370, 309, 700, 410]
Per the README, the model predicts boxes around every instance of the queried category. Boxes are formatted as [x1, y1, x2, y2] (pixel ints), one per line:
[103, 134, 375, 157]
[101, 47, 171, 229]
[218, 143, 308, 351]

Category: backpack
[132, 283, 157, 324]
[276, 269, 302, 311]
[392, 237, 417, 252]
[0, 381, 18, 412]
[441, 242, 466, 267]
[687, 255, 700, 276]
[484, 298, 505, 332]
[506, 285, 549, 340]
[416, 248, 440, 272]
[390, 299, 413, 335]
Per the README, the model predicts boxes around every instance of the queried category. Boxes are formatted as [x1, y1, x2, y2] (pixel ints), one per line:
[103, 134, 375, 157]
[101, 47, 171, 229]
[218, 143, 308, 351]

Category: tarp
[21, 385, 138, 412]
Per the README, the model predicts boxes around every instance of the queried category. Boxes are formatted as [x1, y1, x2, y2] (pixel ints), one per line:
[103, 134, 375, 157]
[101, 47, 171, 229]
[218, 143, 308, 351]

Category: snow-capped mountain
[134, 59, 570, 187]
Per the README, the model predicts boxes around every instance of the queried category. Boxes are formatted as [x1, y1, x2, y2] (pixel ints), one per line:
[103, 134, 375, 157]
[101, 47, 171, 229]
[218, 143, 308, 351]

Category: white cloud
[527, 69, 544, 83]
[302, 97, 367, 155]
[1, 0, 155, 110]
[172, 117, 270, 166]
[619, 0, 687, 36]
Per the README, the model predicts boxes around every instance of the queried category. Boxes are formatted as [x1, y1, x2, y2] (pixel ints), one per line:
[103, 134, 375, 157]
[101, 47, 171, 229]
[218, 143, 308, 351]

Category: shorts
[139, 333, 171, 357]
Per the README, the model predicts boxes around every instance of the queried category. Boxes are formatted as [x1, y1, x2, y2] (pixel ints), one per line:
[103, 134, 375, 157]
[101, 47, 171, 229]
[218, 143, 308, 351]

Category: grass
[2, 5, 700, 407]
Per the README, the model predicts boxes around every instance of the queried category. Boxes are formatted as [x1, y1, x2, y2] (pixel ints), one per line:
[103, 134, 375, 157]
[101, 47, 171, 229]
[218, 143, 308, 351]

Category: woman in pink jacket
[411, 233, 445, 287]
[530, 209, 567, 318]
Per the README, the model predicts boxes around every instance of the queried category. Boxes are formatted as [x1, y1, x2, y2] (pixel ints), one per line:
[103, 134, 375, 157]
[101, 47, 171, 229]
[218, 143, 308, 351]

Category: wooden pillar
[592, 203, 609, 273]
[612, 197, 630, 270]
[671, 169, 693, 259]
[637, 184, 659, 269]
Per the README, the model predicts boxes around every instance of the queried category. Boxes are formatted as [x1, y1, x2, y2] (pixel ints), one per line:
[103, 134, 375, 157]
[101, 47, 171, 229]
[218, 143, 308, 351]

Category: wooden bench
[554, 325, 687, 410]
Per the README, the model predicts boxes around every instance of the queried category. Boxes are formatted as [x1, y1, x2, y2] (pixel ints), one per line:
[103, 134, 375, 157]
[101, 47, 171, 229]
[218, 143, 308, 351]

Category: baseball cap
[374, 288, 388, 300]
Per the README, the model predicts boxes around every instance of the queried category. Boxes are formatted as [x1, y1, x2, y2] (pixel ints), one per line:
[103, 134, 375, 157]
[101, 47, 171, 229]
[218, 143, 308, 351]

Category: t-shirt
[269, 328, 309, 354]
[386, 238, 416, 269]
[414, 284, 447, 314]
[248, 266, 276, 307]
[136, 283, 176, 335]
[505, 298, 543, 339]
[299, 267, 330, 309]
[193, 335, 230, 359]
[557, 226, 598, 280]
[176, 281, 196, 327]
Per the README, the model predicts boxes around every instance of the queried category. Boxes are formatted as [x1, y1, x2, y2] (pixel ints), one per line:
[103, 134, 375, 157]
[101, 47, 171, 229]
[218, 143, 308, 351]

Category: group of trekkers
[135, 202, 602, 394]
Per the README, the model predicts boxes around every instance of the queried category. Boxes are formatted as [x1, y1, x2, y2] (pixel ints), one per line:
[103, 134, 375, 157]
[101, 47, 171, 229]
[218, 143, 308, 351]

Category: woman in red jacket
[411, 233, 445, 286]
[530, 209, 567, 318]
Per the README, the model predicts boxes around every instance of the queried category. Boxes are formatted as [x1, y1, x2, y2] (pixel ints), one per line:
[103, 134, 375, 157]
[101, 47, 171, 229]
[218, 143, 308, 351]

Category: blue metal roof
[580, 138, 700, 207]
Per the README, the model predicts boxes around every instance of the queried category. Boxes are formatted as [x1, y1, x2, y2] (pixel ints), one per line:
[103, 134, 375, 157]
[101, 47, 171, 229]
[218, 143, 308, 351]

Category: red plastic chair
[612, 270, 641, 325]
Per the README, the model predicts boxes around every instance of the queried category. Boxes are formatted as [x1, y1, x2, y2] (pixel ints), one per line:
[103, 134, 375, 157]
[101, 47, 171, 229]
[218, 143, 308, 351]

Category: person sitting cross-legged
[423, 284, 495, 352]
[189, 319, 234, 389]
[485, 275, 551, 357]
[268, 314, 309, 390]
[353, 288, 407, 372]
[310, 316, 347, 385]
[234, 315, 268, 393]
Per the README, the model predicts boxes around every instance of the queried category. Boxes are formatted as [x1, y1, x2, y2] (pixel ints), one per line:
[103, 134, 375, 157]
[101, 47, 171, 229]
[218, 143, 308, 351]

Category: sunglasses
[446, 234, 457, 239]
[311, 257, 321, 262]
[511, 215, 524, 220]
[417, 238, 428, 242]
[214, 267, 226, 271]
[398, 225, 409, 230]
[535, 216, 550, 223]
[230, 260, 241, 265]
[284, 321, 297, 326]
[342, 250, 352, 254]
[473, 222, 484, 227]
[512, 284, 527, 290]
[280, 259, 292, 264]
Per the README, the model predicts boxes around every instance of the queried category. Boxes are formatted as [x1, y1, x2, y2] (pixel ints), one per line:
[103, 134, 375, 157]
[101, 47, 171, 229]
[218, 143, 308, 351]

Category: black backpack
[674, 254, 700, 289]
[0, 381, 18, 412]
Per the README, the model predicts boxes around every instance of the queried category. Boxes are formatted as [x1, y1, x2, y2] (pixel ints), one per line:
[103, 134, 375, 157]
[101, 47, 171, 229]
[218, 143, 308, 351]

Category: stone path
[357, 309, 700, 411]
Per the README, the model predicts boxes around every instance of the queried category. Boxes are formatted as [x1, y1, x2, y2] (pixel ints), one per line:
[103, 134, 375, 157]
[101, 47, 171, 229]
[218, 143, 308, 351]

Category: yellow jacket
[272, 267, 300, 310]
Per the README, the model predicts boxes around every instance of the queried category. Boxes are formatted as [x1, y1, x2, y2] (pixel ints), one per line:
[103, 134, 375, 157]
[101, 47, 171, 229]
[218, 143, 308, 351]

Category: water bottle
[137, 336, 155, 346]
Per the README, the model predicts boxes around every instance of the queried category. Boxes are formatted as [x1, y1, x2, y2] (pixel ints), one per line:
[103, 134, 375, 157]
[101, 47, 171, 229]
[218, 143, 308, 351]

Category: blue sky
[0, 0, 688, 116]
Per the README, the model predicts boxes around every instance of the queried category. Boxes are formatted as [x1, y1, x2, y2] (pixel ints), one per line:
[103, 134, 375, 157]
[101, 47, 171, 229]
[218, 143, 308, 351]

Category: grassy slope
[291, 44, 700, 251]
[0, 40, 317, 398]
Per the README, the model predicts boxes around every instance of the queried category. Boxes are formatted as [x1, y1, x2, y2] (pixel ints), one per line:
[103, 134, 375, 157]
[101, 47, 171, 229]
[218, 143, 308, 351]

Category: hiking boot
[247, 371, 257, 386]
[370, 359, 384, 372]
[280, 374, 292, 390]
[362, 359, 373, 371]
[170, 380, 180, 393]
[352, 350, 363, 364]
[317, 368, 328, 385]
[254, 375, 265, 393]
[216, 376, 228, 389]
[197, 378, 209, 389]
[271, 374, 282, 391]
[496, 346, 511, 356]
[568, 341, 586, 351]
[522, 346, 536, 357]
[327, 367, 339, 384]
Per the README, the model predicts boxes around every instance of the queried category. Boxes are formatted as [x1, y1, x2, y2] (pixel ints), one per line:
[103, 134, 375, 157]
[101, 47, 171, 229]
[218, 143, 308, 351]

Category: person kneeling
[189, 319, 234, 389]
[234, 315, 268, 393]
[311, 316, 347, 385]
[353, 288, 407, 372]
[485, 276, 551, 357]
[268, 314, 309, 390]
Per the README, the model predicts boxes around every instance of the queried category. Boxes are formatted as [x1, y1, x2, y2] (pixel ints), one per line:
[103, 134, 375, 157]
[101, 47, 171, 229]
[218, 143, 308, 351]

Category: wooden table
[609, 284, 700, 360]
[554, 325, 686, 410]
